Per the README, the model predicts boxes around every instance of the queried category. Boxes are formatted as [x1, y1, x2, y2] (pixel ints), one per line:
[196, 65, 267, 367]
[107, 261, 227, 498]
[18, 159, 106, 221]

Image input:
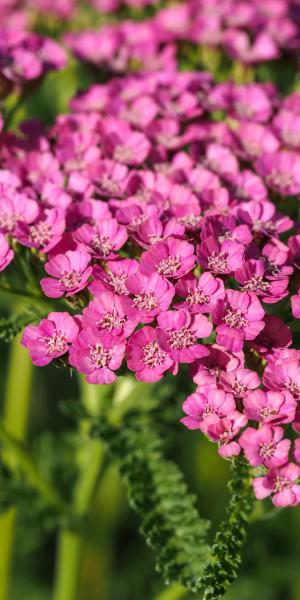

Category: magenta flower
[243, 390, 296, 425]
[220, 367, 260, 398]
[91, 259, 139, 296]
[294, 439, 300, 464]
[82, 292, 137, 339]
[235, 259, 289, 304]
[181, 388, 236, 430]
[263, 356, 300, 400]
[16, 208, 65, 253]
[205, 143, 239, 180]
[0, 234, 13, 272]
[197, 237, 244, 275]
[212, 290, 265, 353]
[0, 193, 38, 234]
[126, 326, 173, 382]
[256, 152, 300, 196]
[21, 312, 79, 366]
[175, 271, 225, 314]
[191, 344, 244, 388]
[139, 237, 195, 280]
[104, 129, 151, 165]
[239, 425, 291, 468]
[126, 271, 175, 323]
[201, 411, 247, 459]
[253, 463, 300, 507]
[252, 316, 292, 355]
[69, 328, 125, 384]
[291, 291, 300, 319]
[272, 109, 300, 149]
[73, 218, 128, 259]
[157, 309, 212, 363]
[41, 250, 92, 298]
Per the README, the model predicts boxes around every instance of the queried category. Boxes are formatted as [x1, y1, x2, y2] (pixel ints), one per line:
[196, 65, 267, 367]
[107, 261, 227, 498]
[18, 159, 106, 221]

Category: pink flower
[126, 326, 173, 382]
[239, 425, 291, 468]
[82, 291, 137, 338]
[191, 344, 244, 388]
[220, 367, 260, 397]
[235, 259, 289, 304]
[126, 271, 175, 323]
[91, 259, 139, 296]
[201, 411, 247, 458]
[213, 290, 265, 352]
[139, 237, 195, 279]
[243, 390, 296, 425]
[157, 309, 212, 363]
[263, 356, 300, 400]
[73, 218, 128, 259]
[291, 291, 300, 319]
[197, 237, 244, 275]
[69, 328, 125, 384]
[41, 250, 92, 298]
[104, 128, 151, 165]
[175, 271, 225, 314]
[0, 234, 13, 271]
[0, 193, 38, 234]
[181, 388, 236, 430]
[256, 152, 300, 196]
[253, 463, 300, 507]
[294, 439, 300, 463]
[21, 312, 79, 366]
[16, 208, 65, 252]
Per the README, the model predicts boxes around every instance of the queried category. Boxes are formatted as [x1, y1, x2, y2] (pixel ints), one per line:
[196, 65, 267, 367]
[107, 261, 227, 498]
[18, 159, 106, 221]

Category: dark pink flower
[291, 292, 300, 319]
[21, 312, 79, 366]
[82, 291, 137, 339]
[263, 356, 300, 400]
[157, 309, 212, 363]
[139, 237, 195, 279]
[0, 233, 13, 271]
[73, 218, 128, 259]
[126, 326, 173, 382]
[253, 463, 300, 507]
[243, 389, 296, 425]
[91, 259, 139, 296]
[69, 328, 125, 384]
[220, 367, 260, 398]
[16, 208, 65, 252]
[41, 250, 92, 298]
[256, 152, 300, 196]
[235, 259, 289, 304]
[197, 237, 244, 275]
[201, 411, 247, 458]
[175, 271, 225, 314]
[213, 290, 265, 352]
[181, 388, 236, 430]
[239, 425, 291, 468]
[126, 271, 175, 323]
[0, 193, 38, 234]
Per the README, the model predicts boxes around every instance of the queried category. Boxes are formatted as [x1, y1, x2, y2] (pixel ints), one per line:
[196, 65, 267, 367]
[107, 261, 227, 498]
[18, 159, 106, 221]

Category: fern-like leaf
[93, 411, 211, 591]
[200, 459, 254, 600]
[0, 309, 45, 342]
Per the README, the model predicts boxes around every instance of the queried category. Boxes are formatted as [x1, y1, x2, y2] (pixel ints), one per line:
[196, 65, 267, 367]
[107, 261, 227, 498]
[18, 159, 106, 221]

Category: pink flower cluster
[66, 0, 300, 70]
[1, 60, 300, 505]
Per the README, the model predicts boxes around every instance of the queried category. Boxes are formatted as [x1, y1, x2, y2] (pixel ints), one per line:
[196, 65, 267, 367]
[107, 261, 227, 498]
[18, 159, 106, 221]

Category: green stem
[0, 338, 33, 600]
[52, 378, 106, 600]
[153, 584, 188, 600]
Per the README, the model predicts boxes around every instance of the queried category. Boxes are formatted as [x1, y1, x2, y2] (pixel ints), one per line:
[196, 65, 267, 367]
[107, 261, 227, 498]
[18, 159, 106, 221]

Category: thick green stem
[153, 584, 188, 600]
[52, 378, 106, 600]
[0, 338, 33, 600]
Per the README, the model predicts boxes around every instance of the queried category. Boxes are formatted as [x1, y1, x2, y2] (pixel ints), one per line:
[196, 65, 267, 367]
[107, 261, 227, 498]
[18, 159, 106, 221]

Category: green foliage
[200, 460, 254, 600]
[93, 411, 211, 592]
[0, 309, 45, 342]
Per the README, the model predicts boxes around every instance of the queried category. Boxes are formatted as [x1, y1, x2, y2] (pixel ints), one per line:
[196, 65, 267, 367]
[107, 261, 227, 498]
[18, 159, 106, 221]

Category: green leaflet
[94, 412, 211, 592]
[0, 309, 45, 342]
[200, 460, 254, 599]
[93, 412, 254, 598]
